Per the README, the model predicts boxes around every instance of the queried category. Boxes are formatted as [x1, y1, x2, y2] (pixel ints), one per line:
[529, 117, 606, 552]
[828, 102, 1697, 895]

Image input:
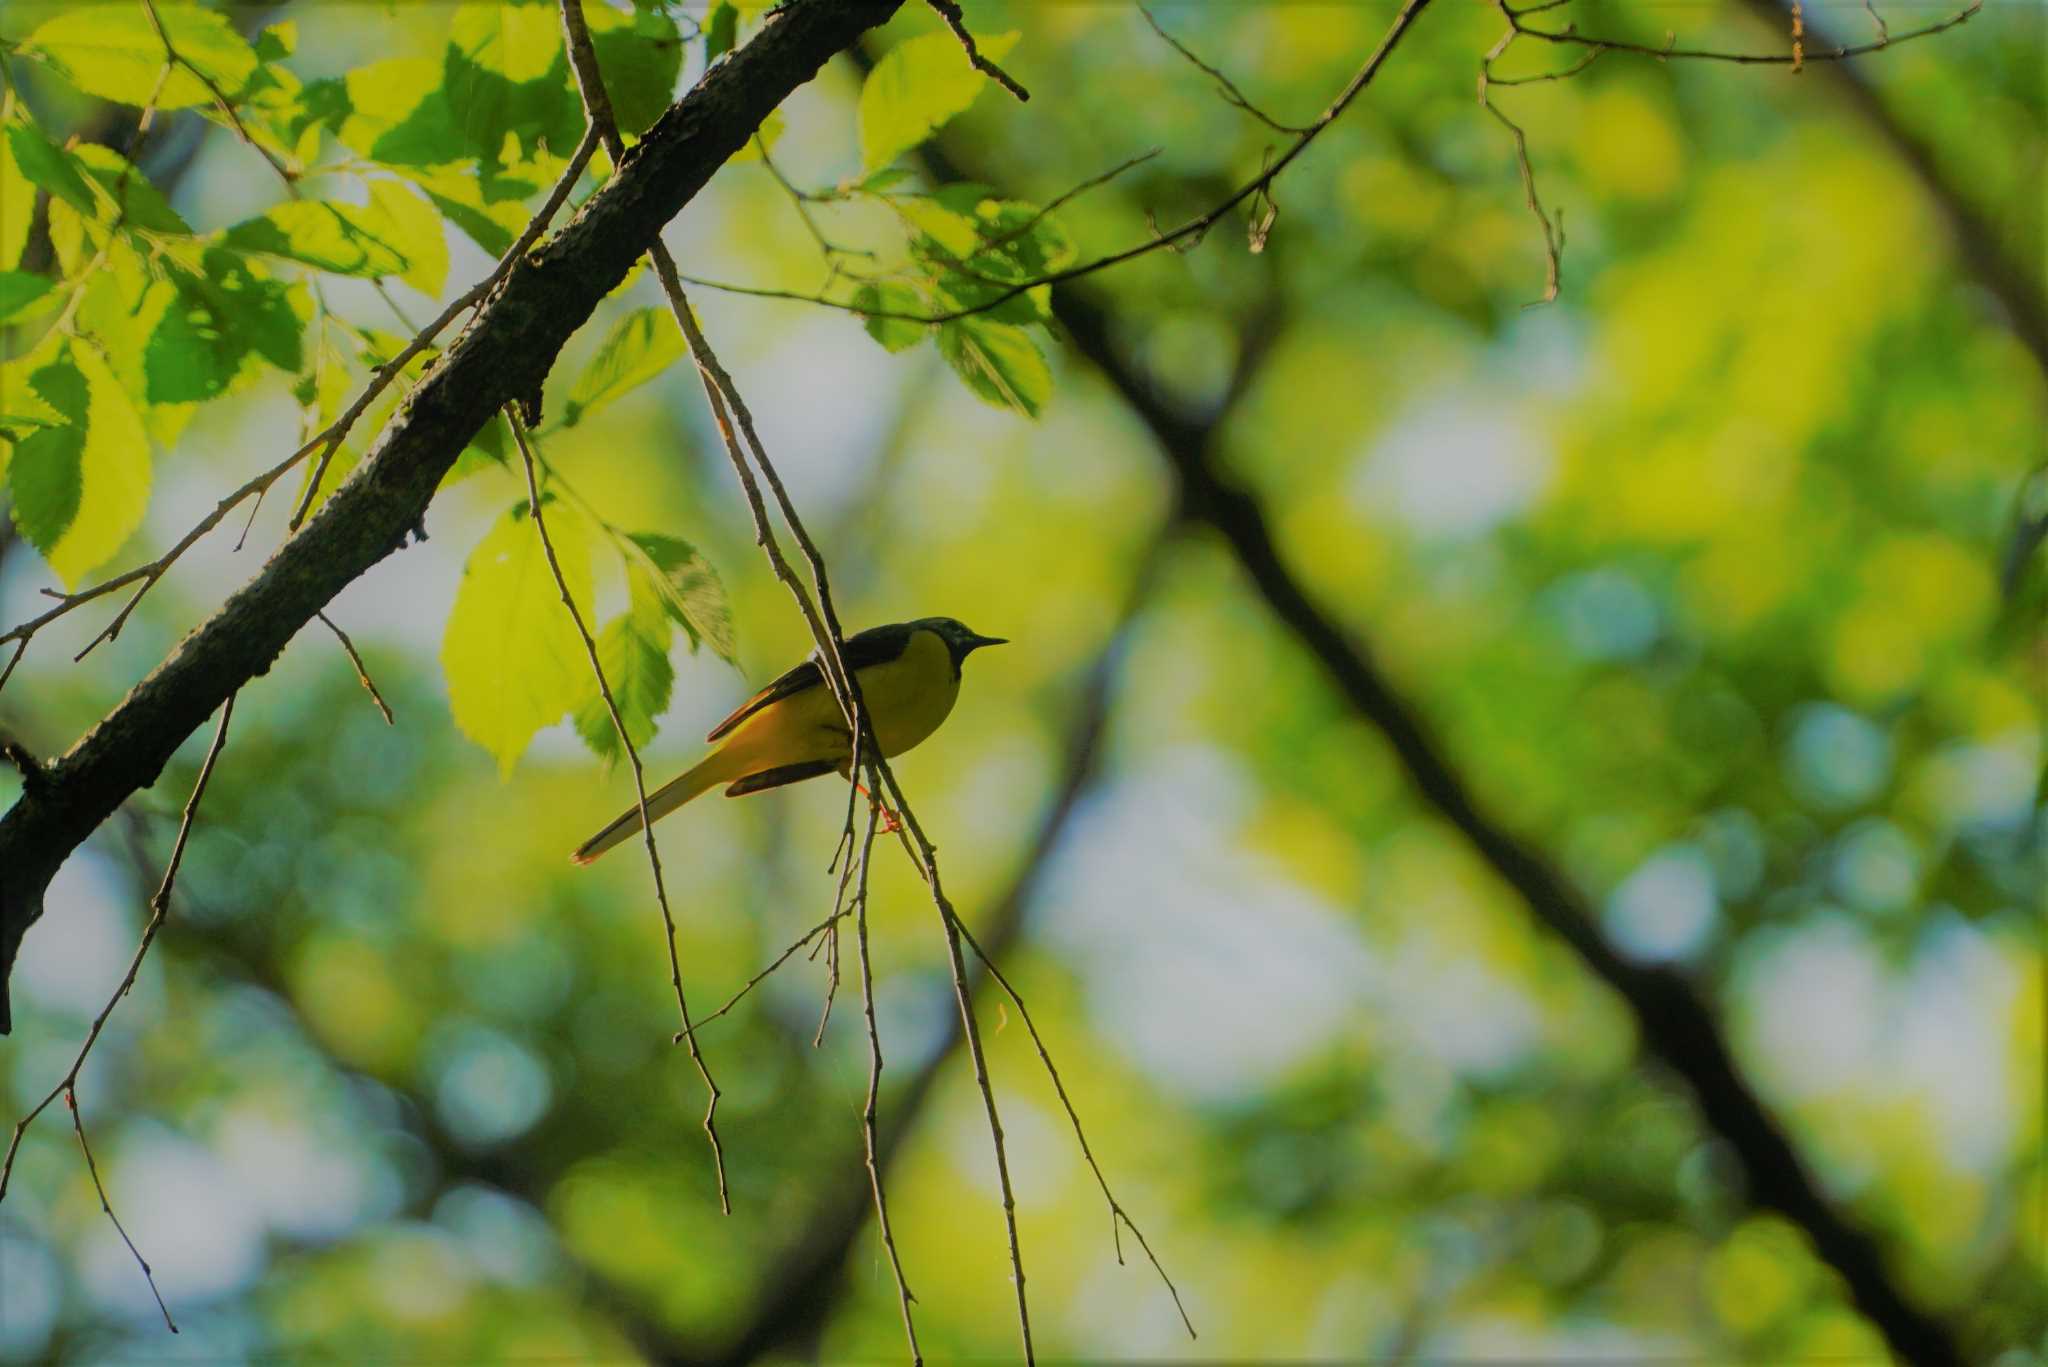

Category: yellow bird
[572, 616, 1005, 864]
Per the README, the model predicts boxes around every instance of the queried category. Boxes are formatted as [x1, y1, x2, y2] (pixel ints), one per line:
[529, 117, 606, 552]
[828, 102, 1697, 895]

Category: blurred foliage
[0, 0, 2042, 1363]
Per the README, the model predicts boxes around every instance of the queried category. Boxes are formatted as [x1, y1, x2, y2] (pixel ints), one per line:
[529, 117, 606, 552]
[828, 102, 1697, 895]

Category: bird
[572, 616, 1006, 864]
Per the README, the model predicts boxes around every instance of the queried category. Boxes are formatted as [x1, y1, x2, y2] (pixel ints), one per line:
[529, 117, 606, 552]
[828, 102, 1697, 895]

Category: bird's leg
[853, 779, 903, 834]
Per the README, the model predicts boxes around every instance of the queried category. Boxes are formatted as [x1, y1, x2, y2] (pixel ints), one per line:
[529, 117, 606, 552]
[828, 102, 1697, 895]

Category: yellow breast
[855, 626, 961, 758]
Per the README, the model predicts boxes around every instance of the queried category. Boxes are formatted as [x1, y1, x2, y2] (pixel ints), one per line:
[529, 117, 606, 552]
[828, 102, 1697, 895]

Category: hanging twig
[315, 612, 394, 725]
[507, 410, 729, 1213]
[0, 692, 236, 1329]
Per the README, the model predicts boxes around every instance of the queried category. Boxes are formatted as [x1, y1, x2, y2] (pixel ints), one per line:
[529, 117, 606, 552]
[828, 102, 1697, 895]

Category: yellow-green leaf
[858, 28, 1019, 173]
[443, 501, 595, 776]
[574, 567, 675, 763]
[367, 179, 448, 296]
[23, 4, 260, 111]
[937, 317, 1050, 418]
[0, 127, 33, 269]
[628, 532, 734, 662]
[9, 347, 153, 589]
[561, 308, 684, 428]
[222, 199, 411, 278]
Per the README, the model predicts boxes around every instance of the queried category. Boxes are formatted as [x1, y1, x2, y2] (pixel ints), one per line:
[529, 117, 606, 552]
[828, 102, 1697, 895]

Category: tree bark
[0, 0, 904, 1033]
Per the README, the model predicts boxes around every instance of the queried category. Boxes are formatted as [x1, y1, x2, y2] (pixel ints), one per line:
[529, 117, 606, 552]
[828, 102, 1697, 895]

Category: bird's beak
[968, 634, 1007, 652]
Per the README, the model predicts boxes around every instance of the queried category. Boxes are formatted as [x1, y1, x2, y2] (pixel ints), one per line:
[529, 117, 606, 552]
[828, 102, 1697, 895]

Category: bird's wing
[703, 621, 919, 743]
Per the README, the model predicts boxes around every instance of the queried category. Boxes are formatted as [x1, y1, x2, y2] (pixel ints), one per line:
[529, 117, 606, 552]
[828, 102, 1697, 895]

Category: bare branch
[0, 692, 235, 1329]
[1507, 0, 1980, 65]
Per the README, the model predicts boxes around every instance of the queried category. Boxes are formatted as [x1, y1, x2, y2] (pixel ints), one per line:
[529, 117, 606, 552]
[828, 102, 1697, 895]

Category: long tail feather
[571, 755, 726, 865]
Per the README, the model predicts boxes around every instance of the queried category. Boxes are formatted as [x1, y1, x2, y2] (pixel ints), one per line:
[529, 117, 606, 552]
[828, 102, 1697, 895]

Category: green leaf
[404, 165, 530, 256]
[937, 317, 1051, 418]
[561, 308, 684, 427]
[222, 199, 412, 278]
[367, 180, 449, 297]
[9, 348, 152, 589]
[145, 250, 303, 404]
[726, 108, 786, 165]
[852, 281, 928, 353]
[6, 124, 95, 215]
[587, 5, 683, 137]
[0, 271, 54, 323]
[71, 144, 191, 234]
[628, 532, 734, 662]
[255, 20, 297, 63]
[1, 128, 33, 269]
[7, 360, 89, 562]
[703, 2, 739, 62]
[858, 28, 1020, 173]
[445, 412, 510, 487]
[443, 501, 596, 776]
[575, 568, 675, 763]
[23, 4, 261, 111]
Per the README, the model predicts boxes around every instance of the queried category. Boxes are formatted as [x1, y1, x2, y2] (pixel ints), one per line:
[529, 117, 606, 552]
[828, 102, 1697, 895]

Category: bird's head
[919, 617, 1007, 672]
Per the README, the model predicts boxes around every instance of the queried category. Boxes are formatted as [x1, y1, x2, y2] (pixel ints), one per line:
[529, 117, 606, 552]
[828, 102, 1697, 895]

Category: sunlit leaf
[6, 359, 89, 563]
[628, 532, 734, 662]
[858, 28, 1020, 173]
[443, 500, 595, 776]
[145, 251, 303, 403]
[0, 128, 35, 268]
[223, 199, 412, 278]
[368, 179, 449, 296]
[561, 307, 684, 427]
[6, 124, 95, 215]
[0, 271, 54, 323]
[72, 144, 191, 234]
[23, 4, 261, 111]
[575, 566, 675, 763]
[9, 347, 152, 589]
[587, 5, 684, 137]
[937, 316, 1050, 418]
[852, 281, 928, 353]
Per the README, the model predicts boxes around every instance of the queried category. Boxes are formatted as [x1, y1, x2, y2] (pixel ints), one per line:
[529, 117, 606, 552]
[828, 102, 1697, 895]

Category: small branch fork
[507, 411, 729, 1215]
[1476, 0, 1982, 305]
[0, 692, 237, 1333]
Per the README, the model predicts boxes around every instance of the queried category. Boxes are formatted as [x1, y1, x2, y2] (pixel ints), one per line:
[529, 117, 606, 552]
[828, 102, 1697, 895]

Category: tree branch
[0, 0, 906, 1034]
[913, 115, 1969, 1367]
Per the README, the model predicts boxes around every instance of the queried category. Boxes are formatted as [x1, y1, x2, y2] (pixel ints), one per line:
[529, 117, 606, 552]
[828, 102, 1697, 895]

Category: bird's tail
[571, 753, 728, 865]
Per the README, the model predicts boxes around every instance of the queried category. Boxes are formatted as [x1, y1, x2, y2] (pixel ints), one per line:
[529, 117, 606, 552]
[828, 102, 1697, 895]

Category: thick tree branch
[0, 0, 905, 1034]
[911, 127, 1968, 1367]
[1055, 288, 1968, 1367]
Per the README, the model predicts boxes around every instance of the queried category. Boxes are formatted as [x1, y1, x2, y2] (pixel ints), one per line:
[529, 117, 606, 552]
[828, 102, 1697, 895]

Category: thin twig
[0, 692, 235, 1329]
[315, 611, 393, 725]
[950, 914, 1195, 1338]
[850, 790, 921, 1359]
[1138, 4, 1310, 134]
[925, 0, 1030, 102]
[1506, 0, 1978, 65]
[1479, 9, 1565, 308]
[68, 1090, 176, 1333]
[509, 410, 728, 1213]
